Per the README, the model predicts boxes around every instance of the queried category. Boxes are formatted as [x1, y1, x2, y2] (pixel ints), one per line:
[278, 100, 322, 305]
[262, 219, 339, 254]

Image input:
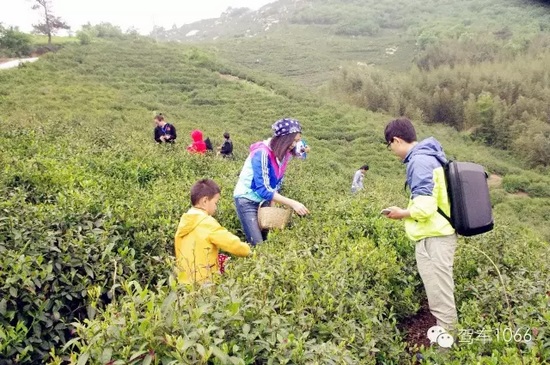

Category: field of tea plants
[0, 39, 549, 364]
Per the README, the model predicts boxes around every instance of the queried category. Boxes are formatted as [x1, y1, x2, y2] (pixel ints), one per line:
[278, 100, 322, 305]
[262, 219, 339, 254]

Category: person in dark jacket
[153, 113, 177, 143]
[218, 132, 234, 158]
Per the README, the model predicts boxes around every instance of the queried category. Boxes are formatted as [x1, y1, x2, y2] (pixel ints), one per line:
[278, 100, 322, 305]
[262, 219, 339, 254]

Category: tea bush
[502, 175, 531, 194]
[0, 40, 549, 364]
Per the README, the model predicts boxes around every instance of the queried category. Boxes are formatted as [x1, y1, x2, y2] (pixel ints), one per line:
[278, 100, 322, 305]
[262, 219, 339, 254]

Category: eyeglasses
[386, 138, 394, 150]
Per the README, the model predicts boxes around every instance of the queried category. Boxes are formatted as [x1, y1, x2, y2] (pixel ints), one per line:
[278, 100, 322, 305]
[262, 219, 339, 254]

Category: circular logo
[427, 325, 446, 343]
[427, 325, 455, 348]
[437, 333, 454, 348]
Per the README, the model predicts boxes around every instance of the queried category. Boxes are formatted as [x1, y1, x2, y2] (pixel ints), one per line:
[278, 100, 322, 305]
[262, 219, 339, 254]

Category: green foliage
[0, 26, 32, 57]
[81, 22, 125, 39]
[55, 229, 410, 364]
[502, 175, 531, 194]
[28, 34, 79, 46]
[512, 118, 550, 168]
[501, 172, 550, 198]
[73, 22, 144, 45]
[0, 39, 549, 364]
[76, 31, 92, 45]
[328, 50, 550, 167]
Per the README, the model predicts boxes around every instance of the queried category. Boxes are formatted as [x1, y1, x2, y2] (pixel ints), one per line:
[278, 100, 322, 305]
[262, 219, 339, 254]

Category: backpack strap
[436, 159, 454, 227]
[405, 160, 454, 227]
[437, 207, 452, 225]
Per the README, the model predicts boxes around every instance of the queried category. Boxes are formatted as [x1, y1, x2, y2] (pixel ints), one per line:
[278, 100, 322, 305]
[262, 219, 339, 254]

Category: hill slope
[151, 0, 550, 86]
[0, 40, 549, 364]
[149, 0, 550, 169]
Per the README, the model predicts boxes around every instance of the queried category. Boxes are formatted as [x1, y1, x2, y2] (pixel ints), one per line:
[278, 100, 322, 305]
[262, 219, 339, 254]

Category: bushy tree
[31, 0, 70, 44]
[125, 26, 140, 38]
[0, 25, 32, 57]
[513, 119, 550, 167]
[81, 22, 124, 38]
[76, 30, 92, 45]
[75, 22, 129, 44]
[92, 22, 123, 38]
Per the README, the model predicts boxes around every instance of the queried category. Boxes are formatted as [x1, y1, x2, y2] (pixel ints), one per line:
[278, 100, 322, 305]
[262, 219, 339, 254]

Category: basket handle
[257, 200, 267, 220]
[257, 200, 269, 230]
[259, 200, 275, 208]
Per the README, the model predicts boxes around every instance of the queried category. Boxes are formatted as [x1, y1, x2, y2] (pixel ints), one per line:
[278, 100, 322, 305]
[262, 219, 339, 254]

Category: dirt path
[0, 57, 39, 70]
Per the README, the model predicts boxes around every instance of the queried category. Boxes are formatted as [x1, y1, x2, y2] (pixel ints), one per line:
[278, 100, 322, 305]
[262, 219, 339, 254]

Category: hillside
[151, 0, 550, 86]
[0, 40, 549, 364]
[146, 0, 550, 170]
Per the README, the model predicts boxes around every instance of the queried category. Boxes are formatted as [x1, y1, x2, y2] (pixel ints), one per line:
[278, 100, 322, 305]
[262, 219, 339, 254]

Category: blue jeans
[234, 197, 269, 246]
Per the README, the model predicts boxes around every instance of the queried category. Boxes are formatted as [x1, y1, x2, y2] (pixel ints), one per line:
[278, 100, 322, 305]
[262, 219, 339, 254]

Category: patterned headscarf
[271, 118, 302, 137]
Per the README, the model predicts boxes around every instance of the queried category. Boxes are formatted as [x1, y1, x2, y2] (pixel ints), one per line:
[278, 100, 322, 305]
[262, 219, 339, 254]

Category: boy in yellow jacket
[174, 179, 251, 284]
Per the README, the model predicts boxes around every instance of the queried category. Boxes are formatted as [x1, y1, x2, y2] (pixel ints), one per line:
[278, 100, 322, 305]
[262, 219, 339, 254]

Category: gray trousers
[415, 234, 458, 331]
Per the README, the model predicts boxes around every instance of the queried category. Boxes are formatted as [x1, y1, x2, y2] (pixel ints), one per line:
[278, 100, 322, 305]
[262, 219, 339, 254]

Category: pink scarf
[249, 141, 290, 179]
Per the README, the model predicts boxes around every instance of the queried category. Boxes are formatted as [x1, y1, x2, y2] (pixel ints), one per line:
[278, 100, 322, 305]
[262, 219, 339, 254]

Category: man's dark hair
[155, 113, 165, 122]
[190, 179, 221, 205]
[360, 164, 369, 171]
[223, 132, 230, 139]
[384, 117, 417, 144]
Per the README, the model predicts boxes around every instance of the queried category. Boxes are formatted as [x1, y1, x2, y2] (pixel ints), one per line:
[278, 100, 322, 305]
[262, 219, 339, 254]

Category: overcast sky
[0, 0, 275, 35]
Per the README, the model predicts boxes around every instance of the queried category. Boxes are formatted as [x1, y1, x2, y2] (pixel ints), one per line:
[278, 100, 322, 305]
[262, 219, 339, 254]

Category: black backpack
[438, 161, 494, 236]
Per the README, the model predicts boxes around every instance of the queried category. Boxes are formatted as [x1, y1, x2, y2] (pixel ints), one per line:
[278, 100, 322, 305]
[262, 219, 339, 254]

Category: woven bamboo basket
[257, 206, 293, 230]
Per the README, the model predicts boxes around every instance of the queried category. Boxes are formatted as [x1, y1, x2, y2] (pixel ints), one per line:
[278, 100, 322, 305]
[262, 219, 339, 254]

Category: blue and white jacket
[233, 139, 291, 203]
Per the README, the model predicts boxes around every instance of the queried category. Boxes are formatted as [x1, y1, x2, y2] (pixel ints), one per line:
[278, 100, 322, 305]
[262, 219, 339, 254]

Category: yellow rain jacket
[403, 137, 455, 241]
[174, 207, 251, 284]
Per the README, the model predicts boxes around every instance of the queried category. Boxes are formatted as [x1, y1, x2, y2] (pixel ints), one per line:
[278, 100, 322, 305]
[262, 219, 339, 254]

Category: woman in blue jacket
[233, 118, 310, 245]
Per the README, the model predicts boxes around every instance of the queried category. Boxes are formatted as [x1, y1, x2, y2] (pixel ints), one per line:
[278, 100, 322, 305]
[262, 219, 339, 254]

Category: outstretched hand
[383, 206, 409, 220]
[291, 201, 309, 216]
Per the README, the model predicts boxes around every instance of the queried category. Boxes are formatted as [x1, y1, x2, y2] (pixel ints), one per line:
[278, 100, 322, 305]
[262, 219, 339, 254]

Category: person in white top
[294, 139, 310, 159]
[351, 164, 369, 193]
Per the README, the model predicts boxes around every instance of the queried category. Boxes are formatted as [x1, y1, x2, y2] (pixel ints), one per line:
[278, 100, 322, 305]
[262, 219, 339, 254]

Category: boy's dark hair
[270, 132, 299, 160]
[360, 164, 369, 171]
[223, 132, 230, 139]
[384, 117, 417, 144]
[190, 179, 221, 205]
[155, 113, 165, 122]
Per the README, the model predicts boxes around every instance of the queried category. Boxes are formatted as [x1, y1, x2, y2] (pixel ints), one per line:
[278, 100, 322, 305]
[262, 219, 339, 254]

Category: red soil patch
[398, 303, 437, 350]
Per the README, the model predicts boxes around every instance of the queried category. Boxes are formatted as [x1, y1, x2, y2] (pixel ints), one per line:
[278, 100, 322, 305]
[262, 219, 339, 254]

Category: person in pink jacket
[187, 129, 207, 154]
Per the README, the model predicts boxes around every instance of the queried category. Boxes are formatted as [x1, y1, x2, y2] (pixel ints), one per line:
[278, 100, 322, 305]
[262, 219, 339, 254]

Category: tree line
[328, 37, 550, 168]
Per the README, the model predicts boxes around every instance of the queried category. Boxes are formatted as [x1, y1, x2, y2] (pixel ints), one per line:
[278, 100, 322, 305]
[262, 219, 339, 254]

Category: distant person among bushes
[294, 138, 310, 159]
[187, 129, 207, 154]
[174, 179, 251, 285]
[233, 118, 310, 245]
[218, 132, 234, 158]
[351, 164, 369, 193]
[204, 137, 214, 153]
[381, 117, 457, 333]
[153, 113, 177, 143]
